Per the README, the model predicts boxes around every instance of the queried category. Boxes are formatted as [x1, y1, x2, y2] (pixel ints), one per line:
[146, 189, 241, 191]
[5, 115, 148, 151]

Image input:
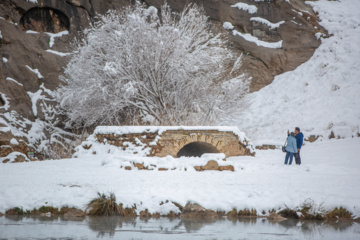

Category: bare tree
[56, 3, 249, 127]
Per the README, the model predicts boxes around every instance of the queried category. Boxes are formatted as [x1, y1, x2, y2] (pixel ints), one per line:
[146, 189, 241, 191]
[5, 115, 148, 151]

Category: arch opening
[0, 95, 5, 106]
[176, 142, 220, 157]
[20, 7, 70, 33]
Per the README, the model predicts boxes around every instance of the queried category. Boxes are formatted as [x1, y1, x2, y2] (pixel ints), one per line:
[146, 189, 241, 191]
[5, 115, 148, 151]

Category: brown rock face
[0, 0, 131, 120]
[20, 7, 70, 33]
[144, 0, 327, 91]
[0, 0, 131, 159]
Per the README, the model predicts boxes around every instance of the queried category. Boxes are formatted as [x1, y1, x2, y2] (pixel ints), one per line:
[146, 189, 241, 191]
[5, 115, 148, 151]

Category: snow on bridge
[77, 126, 253, 158]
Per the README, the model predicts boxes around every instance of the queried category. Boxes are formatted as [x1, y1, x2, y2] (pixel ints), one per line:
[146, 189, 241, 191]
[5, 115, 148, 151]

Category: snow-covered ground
[231, 0, 360, 145]
[0, 137, 359, 218]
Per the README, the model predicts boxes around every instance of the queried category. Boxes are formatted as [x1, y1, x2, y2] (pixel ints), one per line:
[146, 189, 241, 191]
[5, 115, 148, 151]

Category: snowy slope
[230, 0, 360, 144]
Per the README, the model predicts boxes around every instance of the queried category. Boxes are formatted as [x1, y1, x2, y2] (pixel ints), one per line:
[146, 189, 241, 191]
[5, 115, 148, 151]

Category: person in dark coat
[284, 132, 298, 165]
[294, 127, 304, 165]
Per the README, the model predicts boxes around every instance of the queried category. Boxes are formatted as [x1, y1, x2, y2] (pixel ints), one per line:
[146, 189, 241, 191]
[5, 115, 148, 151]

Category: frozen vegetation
[56, 3, 249, 127]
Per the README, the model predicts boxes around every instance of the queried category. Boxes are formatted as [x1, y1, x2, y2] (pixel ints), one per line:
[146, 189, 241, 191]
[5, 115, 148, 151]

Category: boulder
[203, 160, 219, 170]
[219, 165, 235, 171]
[194, 166, 203, 171]
[133, 162, 148, 170]
[181, 203, 219, 219]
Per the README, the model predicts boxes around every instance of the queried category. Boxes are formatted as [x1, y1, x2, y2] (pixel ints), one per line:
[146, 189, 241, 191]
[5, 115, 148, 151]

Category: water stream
[0, 216, 358, 240]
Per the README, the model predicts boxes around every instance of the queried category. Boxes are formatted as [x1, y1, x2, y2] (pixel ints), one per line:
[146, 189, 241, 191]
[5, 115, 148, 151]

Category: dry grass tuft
[326, 207, 353, 220]
[5, 207, 25, 216]
[38, 206, 59, 215]
[227, 208, 238, 218]
[86, 192, 123, 216]
[239, 208, 257, 216]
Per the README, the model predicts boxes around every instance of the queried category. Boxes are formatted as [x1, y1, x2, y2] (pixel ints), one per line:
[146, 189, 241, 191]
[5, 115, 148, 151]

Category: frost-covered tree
[57, 3, 248, 127]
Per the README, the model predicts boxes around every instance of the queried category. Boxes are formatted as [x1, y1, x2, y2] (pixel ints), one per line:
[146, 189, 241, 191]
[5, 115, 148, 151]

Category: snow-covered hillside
[230, 0, 360, 145]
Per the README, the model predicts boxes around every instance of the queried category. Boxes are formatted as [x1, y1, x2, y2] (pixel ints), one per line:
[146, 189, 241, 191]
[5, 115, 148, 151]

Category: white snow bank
[6, 77, 23, 87]
[0, 151, 29, 163]
[26, 30, 38, 34]
[233, 30, 283, 49]
[27, 90, 43, 117]
[27, 87, 51, 116]
[229, 0, 360, 143]
[223, 22, 234, 30]
[250, 17, 285, 29]
[25, 65, 44, 79]
[0, 138, 359, 217]
[231, 3, 258, 14]
[0, 93, 10, 111]
[45, 30, 69, 48]
[46, 49, 71, 56]
[10, 138, 19, 145]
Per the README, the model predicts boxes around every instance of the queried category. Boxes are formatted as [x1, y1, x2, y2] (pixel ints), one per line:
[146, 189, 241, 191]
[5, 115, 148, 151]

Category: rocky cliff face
[145, 0, 327, 90]
[0, 0, 326, 162]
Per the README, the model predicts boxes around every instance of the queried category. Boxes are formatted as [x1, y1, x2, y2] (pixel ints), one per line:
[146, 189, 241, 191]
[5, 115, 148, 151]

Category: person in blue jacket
[294, 127, 304, 165]
[284, 132, 298, 165]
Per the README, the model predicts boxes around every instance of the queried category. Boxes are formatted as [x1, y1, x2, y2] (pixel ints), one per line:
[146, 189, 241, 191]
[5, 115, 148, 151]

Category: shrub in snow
[56, 3, 248, 127]
[86, 192, 123, 216]
[38, 100, 78, 159]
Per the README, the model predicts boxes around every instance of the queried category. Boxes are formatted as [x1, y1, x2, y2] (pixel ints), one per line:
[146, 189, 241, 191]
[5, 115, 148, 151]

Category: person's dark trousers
[294, 151, 301, 165]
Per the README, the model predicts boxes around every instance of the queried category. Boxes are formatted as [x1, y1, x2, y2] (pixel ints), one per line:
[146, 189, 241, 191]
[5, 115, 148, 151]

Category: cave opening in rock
[0, 95, 5, 106]
[176, 142, 220, 157]
[20, 7, 70, 33]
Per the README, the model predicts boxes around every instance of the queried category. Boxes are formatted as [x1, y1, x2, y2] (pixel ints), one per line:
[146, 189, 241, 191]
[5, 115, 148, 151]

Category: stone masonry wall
[94, 129, 251, 158]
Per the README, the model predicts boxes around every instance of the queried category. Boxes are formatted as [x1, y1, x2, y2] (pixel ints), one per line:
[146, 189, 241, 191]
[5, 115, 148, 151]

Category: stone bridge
[89, 126, 253, 158]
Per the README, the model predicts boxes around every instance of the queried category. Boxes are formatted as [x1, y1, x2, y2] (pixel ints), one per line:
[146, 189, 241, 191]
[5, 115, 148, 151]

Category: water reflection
[0, 215, 358, 240]
[87, 216, 136, 237]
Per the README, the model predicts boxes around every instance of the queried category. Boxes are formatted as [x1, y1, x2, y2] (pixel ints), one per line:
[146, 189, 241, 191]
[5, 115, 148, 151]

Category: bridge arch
[166, 134, 225, 158]
[176, 141, 220, 157]
[89, 126, 252, 158]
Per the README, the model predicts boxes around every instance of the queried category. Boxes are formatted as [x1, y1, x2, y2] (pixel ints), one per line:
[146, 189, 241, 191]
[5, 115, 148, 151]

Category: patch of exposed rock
[194, 160, 235, 171]
[0, 0, 132, 160]
[181, 203, 219, 219]
[121, 160, 234, 171]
